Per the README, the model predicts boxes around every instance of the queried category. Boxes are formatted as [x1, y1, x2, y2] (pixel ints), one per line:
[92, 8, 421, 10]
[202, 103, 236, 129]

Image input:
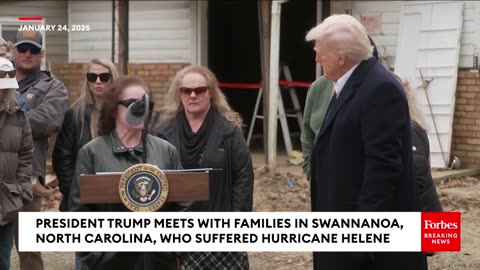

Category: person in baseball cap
[11, 29, 68, 270]
[12, 30, 44, 74]
[14, 30, 43, 49]
[0, 57, 19, 90]
[12, 30, 44, 81]
[0, 49, 33, 270]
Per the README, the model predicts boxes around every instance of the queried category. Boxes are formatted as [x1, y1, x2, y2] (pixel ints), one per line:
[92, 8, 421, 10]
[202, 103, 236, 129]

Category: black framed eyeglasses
[118, 98, 154, 108]
[0, 70, 16, 79]
[118, 98, 140, 108]
[179, 86, 208, 96]
[16, 43, 41, 55]
[86, 73, 112, 83]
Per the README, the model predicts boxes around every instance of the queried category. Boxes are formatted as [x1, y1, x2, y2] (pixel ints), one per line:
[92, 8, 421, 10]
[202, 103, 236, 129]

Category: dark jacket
[52, 103, 93, 211]
[0, 99, 33, 225]
[311, 58, 427, 270]
[17, 70, 68, 184]
[411, 121, 442, 212]
[68, 132, 184, 270]
[156, 109, 254, 212]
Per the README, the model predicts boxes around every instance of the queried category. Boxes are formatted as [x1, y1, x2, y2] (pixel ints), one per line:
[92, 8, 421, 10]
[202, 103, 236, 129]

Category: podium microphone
[124, 93, 151, 163]
[125, 94, 150, 126]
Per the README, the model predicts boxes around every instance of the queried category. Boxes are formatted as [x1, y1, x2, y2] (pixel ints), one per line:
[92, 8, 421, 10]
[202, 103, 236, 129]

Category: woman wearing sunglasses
[52, 58, 118, 270]
[157, 65, 254, 270]
[68, 76, 185, 270]
[53, 58, 119, 212]
[0, 57, 33, 270]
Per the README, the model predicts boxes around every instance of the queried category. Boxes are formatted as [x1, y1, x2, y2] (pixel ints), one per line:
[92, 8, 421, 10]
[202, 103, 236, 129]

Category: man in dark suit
[306, 14, 427, 270]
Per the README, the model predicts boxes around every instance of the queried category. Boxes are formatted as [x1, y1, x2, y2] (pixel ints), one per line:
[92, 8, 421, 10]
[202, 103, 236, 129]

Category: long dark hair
[98, 76, 153, 136]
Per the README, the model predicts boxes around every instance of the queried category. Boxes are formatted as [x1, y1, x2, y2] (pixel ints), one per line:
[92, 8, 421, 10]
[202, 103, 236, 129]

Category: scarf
[178, 108, 215, 169]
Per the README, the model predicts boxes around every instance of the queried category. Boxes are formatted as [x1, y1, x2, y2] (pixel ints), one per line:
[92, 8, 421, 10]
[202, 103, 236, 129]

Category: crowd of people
[0, 13, 442, 270]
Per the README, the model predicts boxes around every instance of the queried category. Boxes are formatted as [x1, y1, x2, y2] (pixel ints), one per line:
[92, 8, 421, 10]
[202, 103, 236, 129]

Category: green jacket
[301, 76, 334, 178]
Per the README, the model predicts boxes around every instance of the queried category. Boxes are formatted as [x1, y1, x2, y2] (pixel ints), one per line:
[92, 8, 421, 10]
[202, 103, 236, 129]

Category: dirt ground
[10, 153, 480, 270]
[248, 162, 480, 270]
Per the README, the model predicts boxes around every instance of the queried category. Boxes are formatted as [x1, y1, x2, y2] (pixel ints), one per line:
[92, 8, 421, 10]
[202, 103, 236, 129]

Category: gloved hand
[14, 91, 28, 111]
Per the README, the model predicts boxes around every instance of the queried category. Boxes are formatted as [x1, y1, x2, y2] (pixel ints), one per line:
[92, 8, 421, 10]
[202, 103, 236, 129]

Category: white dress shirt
[334, 63, 359, 98]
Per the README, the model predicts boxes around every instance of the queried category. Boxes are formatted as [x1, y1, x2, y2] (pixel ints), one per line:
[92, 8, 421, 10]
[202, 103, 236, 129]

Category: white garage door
[69, 1, 195, 63]
[395, 1, 464, 168]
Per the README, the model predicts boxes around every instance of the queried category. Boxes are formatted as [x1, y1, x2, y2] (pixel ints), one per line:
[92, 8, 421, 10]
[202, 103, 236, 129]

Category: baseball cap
[14, 30, 43, 48]
[0, 57, 19, 89]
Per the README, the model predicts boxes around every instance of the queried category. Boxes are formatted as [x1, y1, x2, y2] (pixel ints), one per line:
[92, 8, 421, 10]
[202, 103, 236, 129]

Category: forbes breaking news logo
[421, 212, 461, 252]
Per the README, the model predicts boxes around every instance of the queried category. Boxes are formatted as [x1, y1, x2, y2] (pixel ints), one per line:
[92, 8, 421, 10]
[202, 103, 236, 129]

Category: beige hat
[0, 57, 19, 89]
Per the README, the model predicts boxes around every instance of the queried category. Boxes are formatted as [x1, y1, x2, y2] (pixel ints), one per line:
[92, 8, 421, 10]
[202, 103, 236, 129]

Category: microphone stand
[141, 94, 150, 164]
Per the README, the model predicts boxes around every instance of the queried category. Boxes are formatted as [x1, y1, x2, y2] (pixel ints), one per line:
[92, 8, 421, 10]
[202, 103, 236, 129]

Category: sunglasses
[86, 73, 112, 83]
[16, 43, 41, 55]
[0, 70, 16, 79]
[179, 86, 208, 96]
[118, 98, 154, 108]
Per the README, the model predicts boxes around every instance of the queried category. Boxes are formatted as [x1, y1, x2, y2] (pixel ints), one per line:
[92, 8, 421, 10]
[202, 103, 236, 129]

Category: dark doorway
[207, 0, 261, 133]
[278, 0, 317, 145]
[208, 0, 317, 148]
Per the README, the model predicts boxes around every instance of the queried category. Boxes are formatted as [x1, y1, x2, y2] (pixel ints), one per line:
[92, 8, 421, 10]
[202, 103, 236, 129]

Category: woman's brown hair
[98, 76, 153, 136]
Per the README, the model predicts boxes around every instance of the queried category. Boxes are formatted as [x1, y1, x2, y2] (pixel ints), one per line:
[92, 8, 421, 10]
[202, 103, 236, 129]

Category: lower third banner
[18, 211, 460, 252]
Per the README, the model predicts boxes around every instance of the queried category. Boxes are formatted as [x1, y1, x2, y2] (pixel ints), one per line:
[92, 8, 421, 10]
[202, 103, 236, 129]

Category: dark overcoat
[311, 58, 427, 270]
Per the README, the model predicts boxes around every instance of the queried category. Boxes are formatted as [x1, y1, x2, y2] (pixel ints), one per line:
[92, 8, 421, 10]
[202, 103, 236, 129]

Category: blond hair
[161, 65, 243, 128]
[73, 58, 119, 138]
[0, 89, 15, 112]
[306, 14, 372, 63]
[395, 74, 429, 131]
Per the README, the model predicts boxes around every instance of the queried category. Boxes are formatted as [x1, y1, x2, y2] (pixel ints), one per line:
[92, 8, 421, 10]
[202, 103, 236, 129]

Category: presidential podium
[79, 168, 211, 207]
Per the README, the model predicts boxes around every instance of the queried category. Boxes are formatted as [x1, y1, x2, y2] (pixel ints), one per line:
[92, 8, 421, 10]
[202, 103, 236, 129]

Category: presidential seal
[118, 164, 168, 212]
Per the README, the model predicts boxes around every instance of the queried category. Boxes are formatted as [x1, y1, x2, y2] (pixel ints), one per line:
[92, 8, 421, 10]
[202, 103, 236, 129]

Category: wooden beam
[118, 0, 129, 75]
[112, 0, 116, 63]
[258, 1, 271, 165]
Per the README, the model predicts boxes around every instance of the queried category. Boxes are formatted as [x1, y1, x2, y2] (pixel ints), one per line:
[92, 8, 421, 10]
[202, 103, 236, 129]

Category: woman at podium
[157, 65, 254, 270]
[68, 76, 184, 270]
